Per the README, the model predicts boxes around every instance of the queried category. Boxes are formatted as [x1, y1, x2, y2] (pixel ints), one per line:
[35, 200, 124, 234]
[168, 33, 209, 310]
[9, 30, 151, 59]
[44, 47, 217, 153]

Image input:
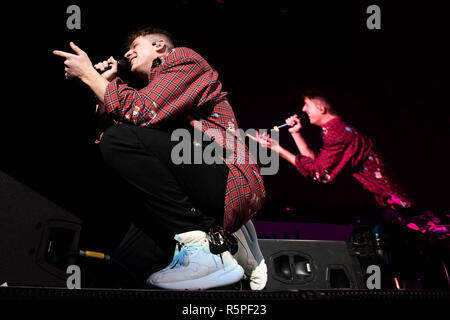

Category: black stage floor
[2, 286, 448, 301]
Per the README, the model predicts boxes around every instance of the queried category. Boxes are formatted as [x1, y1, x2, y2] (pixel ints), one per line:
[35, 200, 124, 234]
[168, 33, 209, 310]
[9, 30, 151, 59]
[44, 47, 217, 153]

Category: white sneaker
[146, 231, 244, 290]
[249, 259, 268, 291]
[233, 221, 268, 290]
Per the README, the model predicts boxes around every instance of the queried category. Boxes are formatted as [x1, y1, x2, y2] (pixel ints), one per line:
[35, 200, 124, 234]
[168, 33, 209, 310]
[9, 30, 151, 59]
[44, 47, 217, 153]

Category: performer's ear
[318, 104, 326, 114]
[153, 39, 166, 52]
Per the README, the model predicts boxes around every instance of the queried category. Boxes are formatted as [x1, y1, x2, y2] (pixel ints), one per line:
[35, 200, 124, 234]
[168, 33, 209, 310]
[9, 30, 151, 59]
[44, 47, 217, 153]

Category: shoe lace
[168, 243, 200, 269]
[168, 242, 222, 269]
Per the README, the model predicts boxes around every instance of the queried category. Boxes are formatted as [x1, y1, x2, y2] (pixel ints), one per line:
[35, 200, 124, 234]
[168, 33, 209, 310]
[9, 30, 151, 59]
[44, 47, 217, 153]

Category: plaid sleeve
[295, 131, 353, 183]
[104, 56, 206, 126]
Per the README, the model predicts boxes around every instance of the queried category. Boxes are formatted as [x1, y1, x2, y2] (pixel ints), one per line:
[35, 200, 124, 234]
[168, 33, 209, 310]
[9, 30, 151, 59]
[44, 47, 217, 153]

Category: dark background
[1, 1, 448, 235]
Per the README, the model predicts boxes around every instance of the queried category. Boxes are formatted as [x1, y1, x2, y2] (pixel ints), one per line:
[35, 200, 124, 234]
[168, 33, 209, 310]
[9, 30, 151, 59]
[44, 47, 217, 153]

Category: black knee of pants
[99, 123, 228, 236]
[99, 124, 134, 169]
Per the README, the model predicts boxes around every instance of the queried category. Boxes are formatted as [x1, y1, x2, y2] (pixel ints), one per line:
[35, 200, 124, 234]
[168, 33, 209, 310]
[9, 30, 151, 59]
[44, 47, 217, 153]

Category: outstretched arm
[53, 42, 110, 103]
[246, 132, 297, 166]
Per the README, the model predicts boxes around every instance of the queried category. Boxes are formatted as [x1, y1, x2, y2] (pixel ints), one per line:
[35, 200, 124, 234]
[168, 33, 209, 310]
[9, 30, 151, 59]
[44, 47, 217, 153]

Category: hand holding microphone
[271, 114, 302, 134]
[247, 114, 303, 157]
[94, 57, 128, 81]
[285, 114, 302, 134]
[54, 42, 128, 81]
[94, 56, 119, 81]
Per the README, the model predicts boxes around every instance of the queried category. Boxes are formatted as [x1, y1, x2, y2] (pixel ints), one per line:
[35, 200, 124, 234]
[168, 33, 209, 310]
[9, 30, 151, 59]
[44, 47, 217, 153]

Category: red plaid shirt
[295, 117, 412, 208]
[103, 47, 265, 232]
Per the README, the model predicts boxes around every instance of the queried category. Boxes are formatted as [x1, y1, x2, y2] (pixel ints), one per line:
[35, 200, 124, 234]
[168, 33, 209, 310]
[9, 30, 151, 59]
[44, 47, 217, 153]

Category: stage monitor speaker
[259, 239, 364, 290]
[0, 170, 82, 287]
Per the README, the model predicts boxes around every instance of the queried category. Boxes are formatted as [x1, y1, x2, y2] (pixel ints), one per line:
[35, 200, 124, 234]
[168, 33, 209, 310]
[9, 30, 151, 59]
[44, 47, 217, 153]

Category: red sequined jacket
[295, 117, 412, 208]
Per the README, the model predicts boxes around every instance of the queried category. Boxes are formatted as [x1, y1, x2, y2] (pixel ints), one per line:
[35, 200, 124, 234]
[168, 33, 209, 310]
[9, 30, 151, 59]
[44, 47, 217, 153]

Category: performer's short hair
[126, 27, 176, 50]
[302, 88, 339, 116]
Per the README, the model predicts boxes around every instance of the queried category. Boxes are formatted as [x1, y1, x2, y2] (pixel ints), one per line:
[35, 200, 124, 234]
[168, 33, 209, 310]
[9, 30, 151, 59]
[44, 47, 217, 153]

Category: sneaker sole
[148, 263, 244, 290]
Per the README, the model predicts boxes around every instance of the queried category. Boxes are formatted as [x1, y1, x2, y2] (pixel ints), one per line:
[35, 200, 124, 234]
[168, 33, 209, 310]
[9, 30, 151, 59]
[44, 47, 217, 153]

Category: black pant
[99, 123, 228, 244]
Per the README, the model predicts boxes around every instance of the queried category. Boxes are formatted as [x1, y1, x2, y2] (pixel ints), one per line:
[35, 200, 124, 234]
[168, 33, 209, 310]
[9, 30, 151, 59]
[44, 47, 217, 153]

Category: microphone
[271, 123, 289, 132]
[105, 59, 129, 72]
[65, 59, 129, 80]
[271, 116, 302, 132]
[94, 59, 129, 75]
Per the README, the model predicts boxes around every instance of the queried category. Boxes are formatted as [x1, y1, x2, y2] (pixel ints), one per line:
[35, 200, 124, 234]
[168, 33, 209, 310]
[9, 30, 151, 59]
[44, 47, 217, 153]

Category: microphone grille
[117, 59, 128, 67]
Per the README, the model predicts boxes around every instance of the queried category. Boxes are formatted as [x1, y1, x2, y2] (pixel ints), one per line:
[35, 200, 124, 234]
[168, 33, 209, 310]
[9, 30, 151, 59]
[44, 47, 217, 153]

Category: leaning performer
[249, 93, 413, 212]
[53, 27, 267, 290]
[249, 92, 448, 289]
